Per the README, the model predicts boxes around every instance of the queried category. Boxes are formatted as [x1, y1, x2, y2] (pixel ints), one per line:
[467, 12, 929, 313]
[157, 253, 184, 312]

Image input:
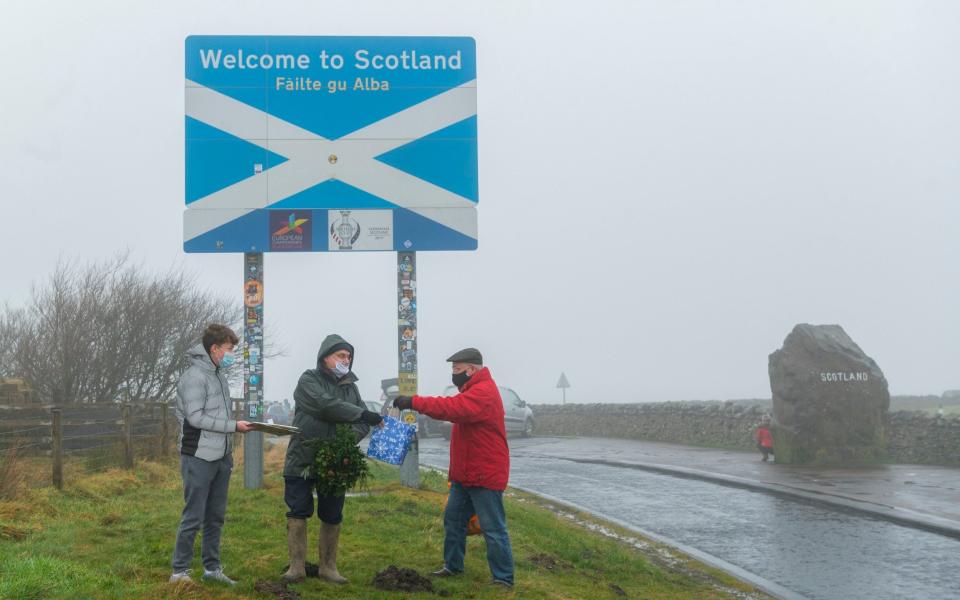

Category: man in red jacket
[393, 348, 514, 588]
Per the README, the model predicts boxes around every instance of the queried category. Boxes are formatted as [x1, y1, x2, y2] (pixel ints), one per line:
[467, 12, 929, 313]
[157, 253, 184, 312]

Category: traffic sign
[557, 372, 570, 405]
[184, 36, 478, 253]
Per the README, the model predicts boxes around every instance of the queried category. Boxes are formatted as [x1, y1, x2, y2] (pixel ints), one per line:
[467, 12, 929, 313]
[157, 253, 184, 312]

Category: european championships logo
[270, 213, 310, 251]
[273, 214, 309, 236]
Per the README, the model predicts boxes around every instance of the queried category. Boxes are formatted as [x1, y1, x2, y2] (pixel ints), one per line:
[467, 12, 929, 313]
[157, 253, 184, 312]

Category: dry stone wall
[531, 402, 960, 466]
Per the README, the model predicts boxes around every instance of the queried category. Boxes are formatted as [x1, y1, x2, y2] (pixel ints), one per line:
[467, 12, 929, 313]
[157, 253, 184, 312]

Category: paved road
[416, 436, 960, 600]
[504, 436, 960, 524]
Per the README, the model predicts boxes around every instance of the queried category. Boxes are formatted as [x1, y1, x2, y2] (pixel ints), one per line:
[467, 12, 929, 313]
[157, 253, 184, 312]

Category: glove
[393, 396, 413, 411]
[359, 410, 383, 426]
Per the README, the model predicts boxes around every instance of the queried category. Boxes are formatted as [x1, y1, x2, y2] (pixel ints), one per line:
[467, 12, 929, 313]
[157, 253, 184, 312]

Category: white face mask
[333, 361, 350, 377]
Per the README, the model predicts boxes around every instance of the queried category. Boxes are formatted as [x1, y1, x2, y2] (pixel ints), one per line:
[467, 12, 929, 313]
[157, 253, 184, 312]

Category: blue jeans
[443, 482, 514, 585]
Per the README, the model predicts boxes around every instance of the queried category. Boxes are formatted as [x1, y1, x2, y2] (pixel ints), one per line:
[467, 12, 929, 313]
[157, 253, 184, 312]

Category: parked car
[378, 378, 444, 437]
[437, 385, 535, 440]
[264, 402, 292, 425]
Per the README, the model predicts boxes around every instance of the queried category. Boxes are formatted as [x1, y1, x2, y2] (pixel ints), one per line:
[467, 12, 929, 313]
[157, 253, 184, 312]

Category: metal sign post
[397, 251, 420, 488]
[557, 372, 570, 405]
[243, 252, 264, 489]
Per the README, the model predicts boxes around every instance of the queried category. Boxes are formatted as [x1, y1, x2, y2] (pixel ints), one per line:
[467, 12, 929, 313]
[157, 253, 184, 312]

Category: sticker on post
[244, 281, 264, 307]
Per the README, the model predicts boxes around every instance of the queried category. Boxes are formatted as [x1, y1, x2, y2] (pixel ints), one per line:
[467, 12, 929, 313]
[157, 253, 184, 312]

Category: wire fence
[0, 399, 273, 501]
[0, 401, 178, 491]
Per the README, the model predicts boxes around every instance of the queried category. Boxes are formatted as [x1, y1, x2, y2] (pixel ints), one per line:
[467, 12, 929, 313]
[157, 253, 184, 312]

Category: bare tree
[0, 308, 26, 378]
[0, 253, 278, 404]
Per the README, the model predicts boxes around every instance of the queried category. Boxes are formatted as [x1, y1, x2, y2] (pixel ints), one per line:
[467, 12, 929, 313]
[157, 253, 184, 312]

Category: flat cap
[446, 347, 483, 365]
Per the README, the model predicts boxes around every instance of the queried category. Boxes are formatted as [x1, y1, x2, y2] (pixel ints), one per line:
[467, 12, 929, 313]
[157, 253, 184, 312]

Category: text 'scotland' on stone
[768, 324, 890, 465]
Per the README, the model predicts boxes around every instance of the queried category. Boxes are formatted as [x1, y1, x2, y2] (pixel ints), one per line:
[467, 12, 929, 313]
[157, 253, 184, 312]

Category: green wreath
[303, 425, 371, 497]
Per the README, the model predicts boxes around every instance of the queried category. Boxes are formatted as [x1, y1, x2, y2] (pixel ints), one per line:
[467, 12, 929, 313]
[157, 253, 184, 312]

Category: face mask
[333, 361, 350, 377]
[219, 350, 236, 368]
[452, 370, 471, 389]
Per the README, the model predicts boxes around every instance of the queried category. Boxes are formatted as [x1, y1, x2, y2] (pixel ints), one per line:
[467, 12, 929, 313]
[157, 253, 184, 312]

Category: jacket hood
[186, 343, 217, 372]
[316, 334, 356, 379]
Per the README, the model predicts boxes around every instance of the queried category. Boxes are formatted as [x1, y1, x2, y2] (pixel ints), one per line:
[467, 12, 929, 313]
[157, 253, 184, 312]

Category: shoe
[430, 567, 459, 577]
[491, 579, 514, 589]
[202, 568, 237, 586]
[169, 570, 193, 583]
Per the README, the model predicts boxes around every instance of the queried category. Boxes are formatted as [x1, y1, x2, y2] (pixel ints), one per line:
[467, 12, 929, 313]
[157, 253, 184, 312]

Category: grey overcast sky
[1, 1, 957, 404]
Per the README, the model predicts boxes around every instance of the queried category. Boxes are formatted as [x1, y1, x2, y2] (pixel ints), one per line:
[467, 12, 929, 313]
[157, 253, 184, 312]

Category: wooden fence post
[160, 402, 169, 458]
[122, 403, 133, 469]
[52, 408, 63, 490]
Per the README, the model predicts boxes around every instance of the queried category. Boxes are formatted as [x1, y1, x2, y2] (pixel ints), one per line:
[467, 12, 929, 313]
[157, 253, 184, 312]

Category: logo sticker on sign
[329, 210, 393, 251]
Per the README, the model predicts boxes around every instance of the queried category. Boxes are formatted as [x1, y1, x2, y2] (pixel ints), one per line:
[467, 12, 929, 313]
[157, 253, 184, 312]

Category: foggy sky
[2, 1, 957, 405]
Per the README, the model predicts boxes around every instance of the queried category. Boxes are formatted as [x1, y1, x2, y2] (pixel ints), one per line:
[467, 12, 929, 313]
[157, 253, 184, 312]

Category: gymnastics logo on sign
[270, 211, 311, 251]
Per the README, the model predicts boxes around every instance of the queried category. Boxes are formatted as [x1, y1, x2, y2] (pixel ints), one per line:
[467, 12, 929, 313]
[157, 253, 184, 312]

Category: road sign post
[557, 372, 570, 405]
[243, 252, 265, 489]
[397, 251, 419, 488]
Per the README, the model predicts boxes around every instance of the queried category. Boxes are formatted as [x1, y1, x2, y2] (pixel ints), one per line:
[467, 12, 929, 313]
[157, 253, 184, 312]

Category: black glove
[393, 396, 413, 411]
[359, 410, 383, 426]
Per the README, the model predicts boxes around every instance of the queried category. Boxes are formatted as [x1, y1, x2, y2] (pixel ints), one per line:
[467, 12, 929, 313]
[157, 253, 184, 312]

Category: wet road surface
[417, 436, 960, 600]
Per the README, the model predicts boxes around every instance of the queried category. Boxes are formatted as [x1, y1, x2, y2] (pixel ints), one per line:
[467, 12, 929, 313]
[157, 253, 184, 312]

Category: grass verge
[0, 447, 769, 599]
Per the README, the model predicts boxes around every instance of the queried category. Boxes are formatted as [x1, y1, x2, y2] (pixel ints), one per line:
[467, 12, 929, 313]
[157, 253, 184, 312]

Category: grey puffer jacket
[175, 344, 237, 461]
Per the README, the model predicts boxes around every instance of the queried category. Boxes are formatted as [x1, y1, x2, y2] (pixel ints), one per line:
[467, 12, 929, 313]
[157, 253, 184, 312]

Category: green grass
[922, 404, 960, 416]
[0, 452, 763, 599]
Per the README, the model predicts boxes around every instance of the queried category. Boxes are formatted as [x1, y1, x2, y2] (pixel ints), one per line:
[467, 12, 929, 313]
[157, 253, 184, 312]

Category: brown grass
[1, 522, 31, 540]
[68, 468, 142, 500]
[0, 441, 28, 500]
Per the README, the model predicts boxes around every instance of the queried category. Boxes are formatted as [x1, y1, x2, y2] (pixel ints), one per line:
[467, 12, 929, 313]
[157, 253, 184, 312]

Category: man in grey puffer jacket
[170, 324, 252, 585]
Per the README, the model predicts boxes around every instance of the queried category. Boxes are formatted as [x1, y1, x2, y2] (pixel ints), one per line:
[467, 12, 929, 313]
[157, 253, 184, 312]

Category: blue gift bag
[367, 416, 417, 465]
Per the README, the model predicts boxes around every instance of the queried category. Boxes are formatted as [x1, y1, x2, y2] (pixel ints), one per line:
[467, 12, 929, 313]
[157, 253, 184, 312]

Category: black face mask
[452, 371, 471, 389]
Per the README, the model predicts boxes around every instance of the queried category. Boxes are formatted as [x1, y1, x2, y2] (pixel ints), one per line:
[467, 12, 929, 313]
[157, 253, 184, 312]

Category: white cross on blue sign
[183, 36, 478, 253]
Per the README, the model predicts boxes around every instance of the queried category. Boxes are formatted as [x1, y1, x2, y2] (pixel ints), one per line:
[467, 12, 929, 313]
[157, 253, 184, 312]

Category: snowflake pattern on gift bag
[366, 416, 417, 465]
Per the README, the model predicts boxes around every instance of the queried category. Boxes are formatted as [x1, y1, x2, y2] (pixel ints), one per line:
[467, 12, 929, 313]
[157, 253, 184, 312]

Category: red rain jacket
[413, 368, 510, 491]
[756, 426, 773, 448]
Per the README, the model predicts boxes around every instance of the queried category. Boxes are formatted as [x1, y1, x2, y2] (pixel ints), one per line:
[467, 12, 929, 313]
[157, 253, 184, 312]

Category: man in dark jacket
[282, 334, 383, 584]
[394, 348, 514, 588]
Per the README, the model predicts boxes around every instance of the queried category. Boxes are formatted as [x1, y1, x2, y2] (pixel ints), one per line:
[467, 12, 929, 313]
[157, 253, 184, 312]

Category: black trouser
[284, 476, 346, 524]
[757, 443, 774, 459]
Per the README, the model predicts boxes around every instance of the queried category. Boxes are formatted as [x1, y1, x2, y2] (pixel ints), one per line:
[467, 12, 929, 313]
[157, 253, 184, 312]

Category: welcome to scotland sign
[183, 36, 478, 253]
